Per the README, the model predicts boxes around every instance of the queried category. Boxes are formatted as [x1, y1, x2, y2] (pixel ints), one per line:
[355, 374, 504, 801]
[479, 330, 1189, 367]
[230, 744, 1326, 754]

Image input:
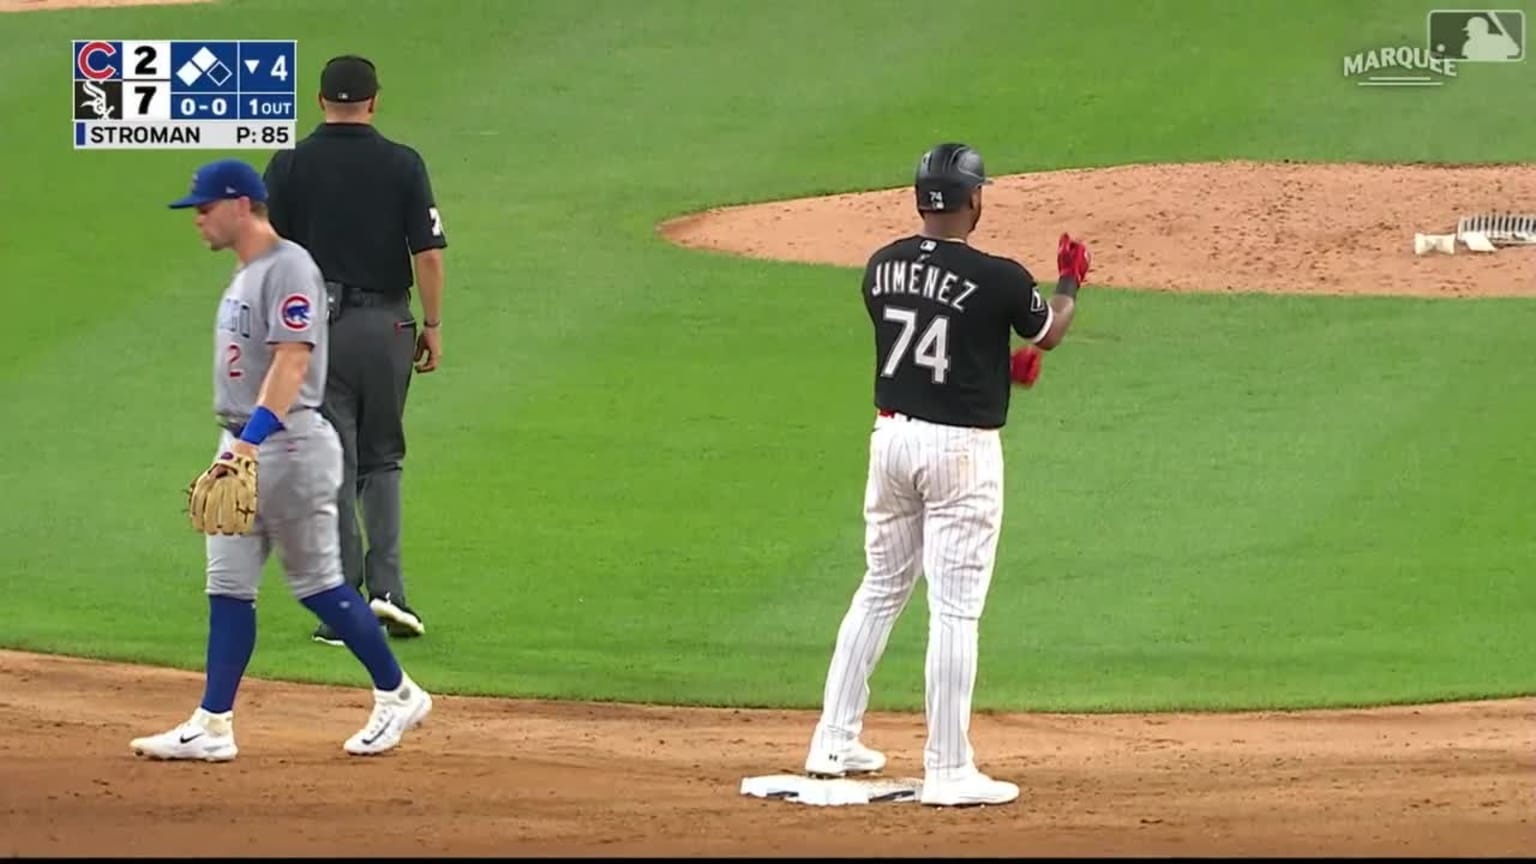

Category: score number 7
[880, 306, 950, 384]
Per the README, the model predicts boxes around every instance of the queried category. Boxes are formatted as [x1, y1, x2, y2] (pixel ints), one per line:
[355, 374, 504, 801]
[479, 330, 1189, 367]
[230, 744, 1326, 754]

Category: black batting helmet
[914, 142, 991, 213]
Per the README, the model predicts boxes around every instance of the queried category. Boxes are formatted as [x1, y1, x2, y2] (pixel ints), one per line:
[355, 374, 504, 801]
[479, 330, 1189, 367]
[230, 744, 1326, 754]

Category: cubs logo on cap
[168, 158, 267, 209]
[280, 294, 313, 331]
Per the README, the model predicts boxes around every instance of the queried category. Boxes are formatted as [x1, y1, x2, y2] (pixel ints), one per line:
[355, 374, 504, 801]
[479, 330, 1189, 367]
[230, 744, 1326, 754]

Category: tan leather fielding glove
[187, 451, 259, 535]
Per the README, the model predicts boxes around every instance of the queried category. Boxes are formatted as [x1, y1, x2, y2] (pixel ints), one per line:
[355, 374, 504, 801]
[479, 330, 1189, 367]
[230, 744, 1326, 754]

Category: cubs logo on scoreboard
[72, 39, 297, 150]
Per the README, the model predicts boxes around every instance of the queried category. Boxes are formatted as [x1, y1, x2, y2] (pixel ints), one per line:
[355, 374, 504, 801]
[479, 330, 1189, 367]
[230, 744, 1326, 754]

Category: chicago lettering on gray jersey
[212, 239, 328, 421]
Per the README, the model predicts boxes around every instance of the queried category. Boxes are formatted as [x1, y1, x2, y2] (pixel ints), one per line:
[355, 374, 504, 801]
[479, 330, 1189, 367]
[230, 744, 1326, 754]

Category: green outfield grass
[0, 0, 1532, 712]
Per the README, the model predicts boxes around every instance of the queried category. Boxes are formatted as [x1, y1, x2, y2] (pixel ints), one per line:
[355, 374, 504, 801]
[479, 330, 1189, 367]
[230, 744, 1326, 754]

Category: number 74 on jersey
[880, 306, 951, 384]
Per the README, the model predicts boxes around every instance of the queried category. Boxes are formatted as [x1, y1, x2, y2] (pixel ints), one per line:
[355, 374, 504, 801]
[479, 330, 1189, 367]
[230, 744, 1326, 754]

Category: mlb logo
[280, 294, 313, 332]
[1428, 9, 1525, 61]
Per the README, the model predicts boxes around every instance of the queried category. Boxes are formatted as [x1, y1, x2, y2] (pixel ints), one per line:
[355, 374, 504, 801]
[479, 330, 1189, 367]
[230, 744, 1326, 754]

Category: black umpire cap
[320, 55, 379, 102]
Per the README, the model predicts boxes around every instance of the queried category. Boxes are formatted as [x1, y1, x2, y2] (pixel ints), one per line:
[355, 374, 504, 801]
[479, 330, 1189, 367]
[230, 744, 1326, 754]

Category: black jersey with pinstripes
[863, 235, 1052, 429]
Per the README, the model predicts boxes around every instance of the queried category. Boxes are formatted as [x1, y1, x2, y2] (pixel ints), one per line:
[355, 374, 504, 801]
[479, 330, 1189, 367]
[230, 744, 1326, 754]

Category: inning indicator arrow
[244, 59, 260, 74]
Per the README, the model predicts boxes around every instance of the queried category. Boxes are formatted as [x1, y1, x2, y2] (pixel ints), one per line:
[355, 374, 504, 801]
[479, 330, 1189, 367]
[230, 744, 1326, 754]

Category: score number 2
[880, 306, 950, 384]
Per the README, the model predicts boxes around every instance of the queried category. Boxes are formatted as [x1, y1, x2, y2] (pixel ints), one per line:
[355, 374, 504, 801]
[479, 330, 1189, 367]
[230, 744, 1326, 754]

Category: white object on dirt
[739, 773, 921, 806]
[1457, 213, 1536, 247]
[1459, 231, 1497, 253]
[1414, 233, 1456, 255]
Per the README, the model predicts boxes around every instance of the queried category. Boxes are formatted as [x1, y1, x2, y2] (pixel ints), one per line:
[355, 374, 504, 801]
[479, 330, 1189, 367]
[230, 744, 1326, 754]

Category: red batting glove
[1058, 233, 1091, 285]
[1010, 345, 1042, 388]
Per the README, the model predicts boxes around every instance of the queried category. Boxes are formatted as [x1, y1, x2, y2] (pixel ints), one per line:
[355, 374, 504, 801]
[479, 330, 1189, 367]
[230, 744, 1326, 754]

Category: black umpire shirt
[864, 235, 1052, 429]
[262, 122, 447, 298]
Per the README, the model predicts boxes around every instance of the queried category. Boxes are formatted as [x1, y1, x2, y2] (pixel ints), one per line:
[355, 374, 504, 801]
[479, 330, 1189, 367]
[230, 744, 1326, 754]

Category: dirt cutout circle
[661, 161, 1536, 297]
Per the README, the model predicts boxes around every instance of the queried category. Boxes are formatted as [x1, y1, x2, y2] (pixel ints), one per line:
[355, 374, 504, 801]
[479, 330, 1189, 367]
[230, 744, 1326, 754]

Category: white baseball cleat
[344, 673, 432, 756]
[804, 740, 887, 777]
[919, 770, 1020, 807]
[130, 708, 238, 762]
[369, 593, 425, 638]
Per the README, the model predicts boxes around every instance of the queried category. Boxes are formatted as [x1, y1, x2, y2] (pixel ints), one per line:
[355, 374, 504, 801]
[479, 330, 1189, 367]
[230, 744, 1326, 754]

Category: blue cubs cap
[168, 158, 267, 209]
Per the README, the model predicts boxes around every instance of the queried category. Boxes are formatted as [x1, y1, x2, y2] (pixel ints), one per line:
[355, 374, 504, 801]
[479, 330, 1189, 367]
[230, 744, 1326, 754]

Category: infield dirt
[1, 650, 1530, 856]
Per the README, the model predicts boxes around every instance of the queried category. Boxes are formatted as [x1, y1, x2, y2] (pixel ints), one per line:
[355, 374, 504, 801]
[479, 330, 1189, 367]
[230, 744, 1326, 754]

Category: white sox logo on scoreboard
[72, 39, 298, 150]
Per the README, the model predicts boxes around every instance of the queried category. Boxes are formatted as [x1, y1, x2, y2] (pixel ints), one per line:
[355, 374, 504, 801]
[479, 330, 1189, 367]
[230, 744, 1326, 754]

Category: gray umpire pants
[320, 287, 417, 604]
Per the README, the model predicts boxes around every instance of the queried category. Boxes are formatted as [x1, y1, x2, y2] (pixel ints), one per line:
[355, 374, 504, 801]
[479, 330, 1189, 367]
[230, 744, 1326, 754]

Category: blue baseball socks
[200, 594, 257, 716]
[197, 586, 403, 731]
[301, 584, 404, 692]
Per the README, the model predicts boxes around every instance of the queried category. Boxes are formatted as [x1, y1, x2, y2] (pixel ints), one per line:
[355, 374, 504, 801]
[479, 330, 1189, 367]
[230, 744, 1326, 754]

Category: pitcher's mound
[660, 160, 1536, 298]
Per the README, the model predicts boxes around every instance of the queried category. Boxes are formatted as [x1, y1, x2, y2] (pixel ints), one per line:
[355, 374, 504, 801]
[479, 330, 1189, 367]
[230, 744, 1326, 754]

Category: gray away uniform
[207, 238, 345, 602]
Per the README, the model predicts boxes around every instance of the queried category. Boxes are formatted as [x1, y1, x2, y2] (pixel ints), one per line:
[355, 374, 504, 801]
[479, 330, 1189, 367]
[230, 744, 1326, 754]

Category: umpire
[262, 54, 447, 645]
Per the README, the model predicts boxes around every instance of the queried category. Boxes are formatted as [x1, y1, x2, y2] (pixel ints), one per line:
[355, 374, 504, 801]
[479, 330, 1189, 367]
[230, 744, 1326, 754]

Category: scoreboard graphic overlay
[73, 40, 296, 150]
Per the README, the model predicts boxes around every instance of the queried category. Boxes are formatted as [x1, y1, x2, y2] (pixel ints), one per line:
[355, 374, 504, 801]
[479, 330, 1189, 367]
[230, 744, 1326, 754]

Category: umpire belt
[329, 281, 406, 308]
[218, 406, 314, 436]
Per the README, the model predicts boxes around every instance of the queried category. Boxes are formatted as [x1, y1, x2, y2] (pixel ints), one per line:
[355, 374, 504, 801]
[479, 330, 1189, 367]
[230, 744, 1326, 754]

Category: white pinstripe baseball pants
[810, 411, 1005, 778]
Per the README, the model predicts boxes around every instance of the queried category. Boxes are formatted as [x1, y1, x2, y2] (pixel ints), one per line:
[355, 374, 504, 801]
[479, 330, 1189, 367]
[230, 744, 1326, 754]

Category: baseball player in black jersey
[803, 142, 1091, 807]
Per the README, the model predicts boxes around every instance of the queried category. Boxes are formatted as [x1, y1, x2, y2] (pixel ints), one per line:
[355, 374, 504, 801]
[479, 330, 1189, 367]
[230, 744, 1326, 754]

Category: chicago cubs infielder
[131, 159, 432, 761]
[802, 143, 1090, 806]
